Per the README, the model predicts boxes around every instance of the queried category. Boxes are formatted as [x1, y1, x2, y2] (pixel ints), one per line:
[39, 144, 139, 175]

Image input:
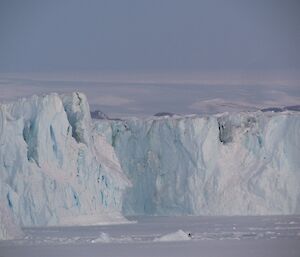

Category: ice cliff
[0, 93, 129, 239]
[95, 112, 300, 216]
[1, 92, 300, 240]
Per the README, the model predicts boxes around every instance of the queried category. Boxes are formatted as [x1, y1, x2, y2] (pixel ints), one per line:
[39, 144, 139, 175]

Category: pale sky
[0, 1, 299, 116]
[0, 0, 299, 72]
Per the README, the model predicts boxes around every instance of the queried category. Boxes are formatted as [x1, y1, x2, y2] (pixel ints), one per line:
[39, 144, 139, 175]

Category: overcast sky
[0, 0, 299, 72]
[0, 1, 299, 116]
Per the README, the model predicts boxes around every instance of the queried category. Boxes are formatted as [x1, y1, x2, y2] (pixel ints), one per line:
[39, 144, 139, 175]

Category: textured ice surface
[1, 92, 300, 240]
[0, 197, 23, 240]
[96, 111, 300, 215]
[0, 93, 129, 239]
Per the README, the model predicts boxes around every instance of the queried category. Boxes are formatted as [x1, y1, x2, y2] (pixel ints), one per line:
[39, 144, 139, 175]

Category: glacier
[1, 92, 300, 240]
[95, 112, 300, 216]
[0, 92, 130, 239]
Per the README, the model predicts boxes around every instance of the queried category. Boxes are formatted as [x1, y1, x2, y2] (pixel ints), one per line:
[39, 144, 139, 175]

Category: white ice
[153, 230, 191, 242]
[0, 93, 130, 239]
[1, 92, 300, 241]
[96, 111, 300, 216]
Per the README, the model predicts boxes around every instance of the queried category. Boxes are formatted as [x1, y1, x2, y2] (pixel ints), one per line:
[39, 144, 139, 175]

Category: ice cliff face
[96, 112, 300, 216]
[0, 93, 129, 239]
[1, 92, 300, 239]
[0, 196, 23, 240]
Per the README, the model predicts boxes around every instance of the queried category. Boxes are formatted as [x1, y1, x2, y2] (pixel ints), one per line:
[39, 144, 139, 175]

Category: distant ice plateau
[0, 92, 300, 240]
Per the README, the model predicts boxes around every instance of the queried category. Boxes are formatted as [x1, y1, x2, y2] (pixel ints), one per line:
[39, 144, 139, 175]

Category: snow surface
[95, 111, 300, 216]
[0, 93, 130, 239]
[0, 215, 299, 257]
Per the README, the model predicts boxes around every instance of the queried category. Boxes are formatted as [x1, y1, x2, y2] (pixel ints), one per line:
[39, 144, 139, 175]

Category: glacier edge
[95, 112, 300, 216]
[1, 92, 300, 239]
[0, 92, 130, 239]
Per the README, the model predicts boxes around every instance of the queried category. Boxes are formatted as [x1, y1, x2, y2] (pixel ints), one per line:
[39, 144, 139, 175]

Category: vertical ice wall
[0, 93, 129, 239]
[1, 92, 299, 238]
[96, 112, 300, 215]
[0, 193, 23, 240]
